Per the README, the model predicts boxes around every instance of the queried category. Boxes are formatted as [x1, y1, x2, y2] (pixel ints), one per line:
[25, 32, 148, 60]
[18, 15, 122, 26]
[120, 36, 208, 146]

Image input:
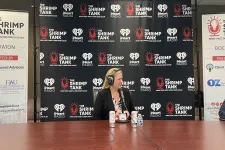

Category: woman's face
[112, 72, 123, 89]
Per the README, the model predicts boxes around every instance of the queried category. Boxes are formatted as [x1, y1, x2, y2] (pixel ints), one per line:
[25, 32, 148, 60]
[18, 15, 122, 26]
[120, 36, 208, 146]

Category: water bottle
[137, 114, 143, 126]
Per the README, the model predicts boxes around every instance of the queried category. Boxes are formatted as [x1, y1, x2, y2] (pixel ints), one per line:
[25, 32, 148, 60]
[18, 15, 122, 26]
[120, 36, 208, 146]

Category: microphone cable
[109, 129, 115, 150]
[131, 115, 163, 150]
[118, 88, 163, 150]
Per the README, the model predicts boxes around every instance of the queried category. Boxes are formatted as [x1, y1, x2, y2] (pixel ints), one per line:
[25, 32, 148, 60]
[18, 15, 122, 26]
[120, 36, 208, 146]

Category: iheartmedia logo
[157, 4, 168, 18]
[187, 77, 195, 91]
[110, 4, 121, 18]
[82, 53, 93, 66]
[150, 103, 161, 117]
[72, 28, 83, 42]
[93, 78, 103, 90]
[176, 52, 187, 65]
[129, 53, 140, 66]
[0, 55, 18, 60]
[54, 104, 65, 118]
[40, 52, 44, 66]
[120, 29, 131, 42]
[63, 3, 73, 17]
[140, 78, 151, 92]
[44, 78, 55, 92]
[167, 28, 178, 42]
[212, 56, 225, 61]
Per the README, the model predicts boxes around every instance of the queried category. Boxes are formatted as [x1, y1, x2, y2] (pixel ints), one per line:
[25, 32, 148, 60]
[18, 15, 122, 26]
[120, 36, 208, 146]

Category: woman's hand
[124, 110, 130, 119]
[116, 109, 122, 119]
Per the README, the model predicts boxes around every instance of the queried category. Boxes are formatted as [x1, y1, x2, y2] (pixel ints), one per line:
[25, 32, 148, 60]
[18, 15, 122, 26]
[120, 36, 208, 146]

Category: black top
[93, 88, 136, 120]
[219, 100, 225, 120]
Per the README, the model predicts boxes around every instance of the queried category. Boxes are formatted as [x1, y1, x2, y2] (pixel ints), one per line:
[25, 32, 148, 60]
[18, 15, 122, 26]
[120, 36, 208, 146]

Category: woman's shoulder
[98, 88, 110, 95]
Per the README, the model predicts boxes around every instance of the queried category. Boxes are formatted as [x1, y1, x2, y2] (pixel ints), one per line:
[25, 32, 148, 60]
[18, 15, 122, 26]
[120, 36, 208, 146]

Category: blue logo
[207, 79, 225, 86]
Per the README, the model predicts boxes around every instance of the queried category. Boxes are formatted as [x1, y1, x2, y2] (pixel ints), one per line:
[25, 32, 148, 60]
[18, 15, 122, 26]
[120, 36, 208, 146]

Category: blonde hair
[102, 68, 123, 89]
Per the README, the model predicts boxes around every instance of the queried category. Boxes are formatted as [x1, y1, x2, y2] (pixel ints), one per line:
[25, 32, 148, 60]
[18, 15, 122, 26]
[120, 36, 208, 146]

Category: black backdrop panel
[39, 0, 194, 121]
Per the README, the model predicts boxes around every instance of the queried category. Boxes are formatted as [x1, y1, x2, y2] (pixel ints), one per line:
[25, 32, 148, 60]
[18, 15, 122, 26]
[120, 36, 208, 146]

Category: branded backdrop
[39, 0, 194, 121]
[202, 14, 225, 120]
[0, 10, 29, 123]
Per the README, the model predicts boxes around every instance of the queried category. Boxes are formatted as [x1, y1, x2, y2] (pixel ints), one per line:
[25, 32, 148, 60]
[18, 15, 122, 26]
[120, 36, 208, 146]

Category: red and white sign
[0, 55, 18, 60]
[202, 14, 225, 120]
[0, 10, 28, 124]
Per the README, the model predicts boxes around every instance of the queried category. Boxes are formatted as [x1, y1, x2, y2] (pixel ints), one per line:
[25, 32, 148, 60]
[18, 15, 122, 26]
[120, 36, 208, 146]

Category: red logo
[98, 52, 107, 64]
[166, 102, 174, 114]
[0, 55, 18, 60]
[173, 4, 181, 15]
[127, 2, 135, 15]
[136, 27, 144, 40]
[183, 27, 191, 39]
[156, 77, 164, 89]
[70, 102, 79, 115]
[49, 52, 59, 64]
[208, 16, 222, 36]
[145, 52, 153, 63]
[211, 102, 223, 106]
[61, 77, 69, 90]
[89, 27, 97, 40]
[80, 4, 87, 15]
[212, 56, 225, 61]
[40, 26, 48, 40]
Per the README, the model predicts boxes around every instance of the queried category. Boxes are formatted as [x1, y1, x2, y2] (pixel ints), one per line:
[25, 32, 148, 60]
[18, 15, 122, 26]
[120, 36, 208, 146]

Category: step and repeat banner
[39, 0, 194, 121]
[0, 10, 29, 123]
[202, 14, 225, 120]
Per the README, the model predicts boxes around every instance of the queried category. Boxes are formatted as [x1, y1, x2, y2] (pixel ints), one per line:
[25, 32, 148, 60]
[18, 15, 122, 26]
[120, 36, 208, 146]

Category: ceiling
[191, 0, 225, 5]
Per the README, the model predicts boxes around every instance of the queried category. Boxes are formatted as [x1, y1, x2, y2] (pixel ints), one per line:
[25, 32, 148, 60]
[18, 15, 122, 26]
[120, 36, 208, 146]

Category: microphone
[119, 87, 128, 112]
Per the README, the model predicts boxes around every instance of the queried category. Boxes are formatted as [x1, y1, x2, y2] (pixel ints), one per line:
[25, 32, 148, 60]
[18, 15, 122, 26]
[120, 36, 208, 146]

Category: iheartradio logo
[167, 28, 177, 36]
[54, 104, 65, 112]
[140, 78, 151, 85]
[120, 29, 130, 36]
[129, 53, 139, 60]
[63, 4, 73, 11]
[111, 4, 121, 12]
[40, 52, 44, 60]
[72, 28, 83, 36]
[187, 77, 194, 85]
[151, 103, 161, 111]
[177, 52, 186, 59]
[93, 78, 103, 86]
[44, 78, 55, 86]
[157, 4, 167, 12]
[82, 53, 92, 60]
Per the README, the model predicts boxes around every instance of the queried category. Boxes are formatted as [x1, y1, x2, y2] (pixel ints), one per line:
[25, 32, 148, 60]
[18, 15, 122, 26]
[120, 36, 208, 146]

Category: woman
[93, 68, 135, 120]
